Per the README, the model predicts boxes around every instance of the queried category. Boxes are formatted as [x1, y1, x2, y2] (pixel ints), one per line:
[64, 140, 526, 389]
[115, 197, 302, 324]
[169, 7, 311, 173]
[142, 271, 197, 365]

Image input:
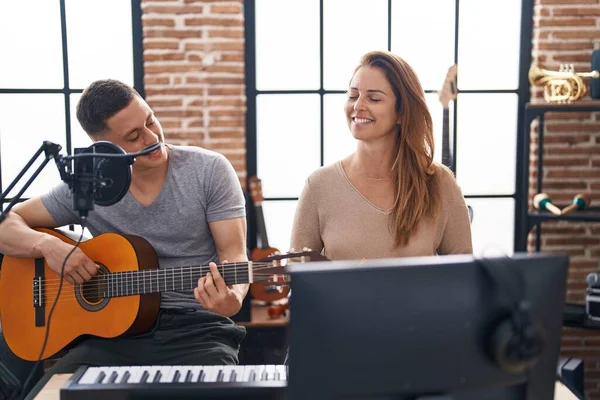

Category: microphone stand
[0, 141, 67, 225]
[1, 140, 158, 225]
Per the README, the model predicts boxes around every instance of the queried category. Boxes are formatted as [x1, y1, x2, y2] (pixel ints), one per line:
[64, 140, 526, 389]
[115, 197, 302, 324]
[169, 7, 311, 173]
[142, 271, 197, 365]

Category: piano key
[222, 366, 235, 382]
[101, 367, 120, 384]
[158, 366, 173, 383]
[78, 367, 104, 385]
[189, 366, 202, 383]
[111, 367, 130, 385]
[204, 366, 222, 383]
[145, 367, 161, 384]
[232, 366, 245, 382]
[173, 366, 192, 383]
[255, 365, 266, 381]
[139, 370, 149, 383]
[241, 366, 253, 382]
[266, 365, 277, 381]
[163, 366, 181, 384]
[126, 367, 143, 384]
[276, 365, 287, 380]
[120, 370, 130, 384]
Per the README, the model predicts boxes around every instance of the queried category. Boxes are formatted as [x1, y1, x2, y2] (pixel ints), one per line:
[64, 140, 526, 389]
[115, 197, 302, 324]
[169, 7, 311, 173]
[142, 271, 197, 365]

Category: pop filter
[74, 141, 131, 208]
[69, 141, 163, 217]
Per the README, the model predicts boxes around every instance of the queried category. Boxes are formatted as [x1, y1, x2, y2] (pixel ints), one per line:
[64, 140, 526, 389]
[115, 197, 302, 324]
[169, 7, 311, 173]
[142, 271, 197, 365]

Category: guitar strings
[38, 271, 286, 291]
[37, 262, 287, 287]
[35, 269, 290, 298]
[34, 272, 289, 304]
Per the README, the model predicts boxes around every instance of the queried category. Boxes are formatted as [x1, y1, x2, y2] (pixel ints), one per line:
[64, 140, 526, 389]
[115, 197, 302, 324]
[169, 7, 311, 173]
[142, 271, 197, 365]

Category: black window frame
[0, 0, 145, 208]
[244, 0, 534, 252]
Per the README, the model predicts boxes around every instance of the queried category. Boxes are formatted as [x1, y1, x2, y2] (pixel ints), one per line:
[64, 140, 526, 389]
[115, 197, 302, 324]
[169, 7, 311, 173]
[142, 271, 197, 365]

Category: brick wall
[140, 0, 246, 180]
[531, 0, 600, 397]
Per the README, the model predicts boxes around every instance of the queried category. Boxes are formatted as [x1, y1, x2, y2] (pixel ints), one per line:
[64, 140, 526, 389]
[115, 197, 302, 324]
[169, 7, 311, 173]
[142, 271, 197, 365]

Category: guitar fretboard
[98, 264, 251, 298]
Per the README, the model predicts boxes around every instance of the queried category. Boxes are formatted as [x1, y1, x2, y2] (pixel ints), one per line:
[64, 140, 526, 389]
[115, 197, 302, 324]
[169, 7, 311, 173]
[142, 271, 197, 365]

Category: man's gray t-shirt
[41, 145, 246, 311]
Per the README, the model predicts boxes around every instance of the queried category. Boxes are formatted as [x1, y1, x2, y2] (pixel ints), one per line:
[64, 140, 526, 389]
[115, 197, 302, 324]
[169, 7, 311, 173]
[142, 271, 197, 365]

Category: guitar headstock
[259, 249, 329, 264]
[248, 176, 264, 205]
[251, 249, 329, 285]
[438, 64, 458, 108]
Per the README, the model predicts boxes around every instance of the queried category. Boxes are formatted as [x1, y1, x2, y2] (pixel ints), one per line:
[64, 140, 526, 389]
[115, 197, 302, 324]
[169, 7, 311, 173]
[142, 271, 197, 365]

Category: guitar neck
[441, 107, 453, 171]
[255, 204, 270, 249]
[100, 263, 251, 298]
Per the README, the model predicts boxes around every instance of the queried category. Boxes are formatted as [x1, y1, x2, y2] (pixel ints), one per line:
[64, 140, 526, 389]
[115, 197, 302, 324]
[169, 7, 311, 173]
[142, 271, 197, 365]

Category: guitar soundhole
[75, 263, 110, 312]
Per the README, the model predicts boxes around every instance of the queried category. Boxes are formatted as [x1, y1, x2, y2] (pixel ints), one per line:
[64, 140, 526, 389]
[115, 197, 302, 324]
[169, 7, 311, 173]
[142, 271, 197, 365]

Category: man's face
[100, 95, 168, 171]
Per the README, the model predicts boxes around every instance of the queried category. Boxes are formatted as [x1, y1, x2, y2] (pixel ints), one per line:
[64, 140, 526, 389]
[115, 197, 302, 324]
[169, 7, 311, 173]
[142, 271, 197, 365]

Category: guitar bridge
[33, 258, 46, 327]
[32, 277, 45, 307]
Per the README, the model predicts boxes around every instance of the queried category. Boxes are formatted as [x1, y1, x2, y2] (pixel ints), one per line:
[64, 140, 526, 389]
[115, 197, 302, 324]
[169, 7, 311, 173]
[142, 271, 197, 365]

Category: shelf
[563, 302, 600, 331]
[526, 100, 600, 113]
[528, 207, 600, 225]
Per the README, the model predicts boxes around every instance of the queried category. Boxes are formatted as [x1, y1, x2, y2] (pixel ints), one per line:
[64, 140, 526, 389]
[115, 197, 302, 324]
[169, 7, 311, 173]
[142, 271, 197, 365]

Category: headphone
[479, 257, 547, 374]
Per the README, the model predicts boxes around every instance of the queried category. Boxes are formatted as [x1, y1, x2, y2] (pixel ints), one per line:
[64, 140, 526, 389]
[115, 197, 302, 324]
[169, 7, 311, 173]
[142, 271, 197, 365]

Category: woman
[290, 50, 472, 260]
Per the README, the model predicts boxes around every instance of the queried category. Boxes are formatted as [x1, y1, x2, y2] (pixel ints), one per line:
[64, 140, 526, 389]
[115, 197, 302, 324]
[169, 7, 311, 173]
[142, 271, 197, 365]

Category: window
[0, 0, 143, 212]
[245, 0, 533, 255]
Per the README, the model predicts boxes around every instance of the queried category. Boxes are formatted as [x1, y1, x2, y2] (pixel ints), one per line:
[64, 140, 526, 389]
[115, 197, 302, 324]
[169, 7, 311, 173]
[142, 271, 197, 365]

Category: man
[0, 79, 249, 398]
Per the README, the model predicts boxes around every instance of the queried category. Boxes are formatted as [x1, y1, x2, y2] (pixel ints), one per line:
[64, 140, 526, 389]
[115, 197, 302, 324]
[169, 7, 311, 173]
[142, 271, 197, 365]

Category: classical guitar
[248, 176, 288, 304]
[0, 228, 324, 361]
[438, 64, 458, 171]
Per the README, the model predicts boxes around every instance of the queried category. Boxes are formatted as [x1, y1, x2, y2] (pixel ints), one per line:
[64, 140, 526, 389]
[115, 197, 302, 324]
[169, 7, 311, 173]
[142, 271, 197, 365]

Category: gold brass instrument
[529, 64, 600, 102]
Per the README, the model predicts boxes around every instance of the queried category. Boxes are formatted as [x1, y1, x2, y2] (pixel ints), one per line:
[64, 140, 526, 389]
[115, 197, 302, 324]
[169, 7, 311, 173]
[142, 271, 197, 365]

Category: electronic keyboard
[60, 364, 287, 400]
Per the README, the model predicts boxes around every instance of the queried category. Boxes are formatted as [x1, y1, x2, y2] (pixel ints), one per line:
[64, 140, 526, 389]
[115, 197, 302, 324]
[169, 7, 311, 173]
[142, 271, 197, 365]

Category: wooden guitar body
[0, 228, 160, 361]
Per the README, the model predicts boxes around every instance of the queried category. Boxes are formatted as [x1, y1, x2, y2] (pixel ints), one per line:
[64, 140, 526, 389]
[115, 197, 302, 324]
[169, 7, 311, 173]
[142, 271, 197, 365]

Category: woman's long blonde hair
[355, 51, 442, 247]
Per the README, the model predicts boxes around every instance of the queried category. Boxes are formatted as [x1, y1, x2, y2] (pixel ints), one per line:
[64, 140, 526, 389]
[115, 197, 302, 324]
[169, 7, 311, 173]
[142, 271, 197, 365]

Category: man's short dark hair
[76, 79, 140, 136]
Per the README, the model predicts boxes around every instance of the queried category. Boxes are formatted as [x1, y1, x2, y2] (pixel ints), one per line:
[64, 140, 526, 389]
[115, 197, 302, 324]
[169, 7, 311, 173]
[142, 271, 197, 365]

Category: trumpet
[529, 64, 600, 102]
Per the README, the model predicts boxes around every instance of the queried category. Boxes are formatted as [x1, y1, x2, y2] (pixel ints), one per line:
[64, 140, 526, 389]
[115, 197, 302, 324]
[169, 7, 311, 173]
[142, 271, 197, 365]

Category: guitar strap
[34, 258, 45, 327]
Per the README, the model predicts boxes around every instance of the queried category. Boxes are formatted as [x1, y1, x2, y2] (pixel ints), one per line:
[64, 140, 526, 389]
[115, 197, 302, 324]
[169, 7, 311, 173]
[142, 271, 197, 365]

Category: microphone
[587, 273, 600, 288]
[62, 141, 163, 219]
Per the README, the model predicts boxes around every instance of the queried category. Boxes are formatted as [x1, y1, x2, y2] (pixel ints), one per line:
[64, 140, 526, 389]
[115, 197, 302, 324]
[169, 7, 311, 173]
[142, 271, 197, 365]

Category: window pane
[0, 94, 66, 197]
[324, 94, 355, 166]
[65, 0, 134, 88]
[69, 93, 93, 153]
[467, 198, 515, 257]
[0, 1, 64, 89]
[456, 94, 517, 195]
[261, 200, 298, 252]
[458, 0, 522, 90]
[391, 1, 455, 90]
[323, 0, 388, 90]
[257, 94, 321, 198]
[256, 0, 320, 90]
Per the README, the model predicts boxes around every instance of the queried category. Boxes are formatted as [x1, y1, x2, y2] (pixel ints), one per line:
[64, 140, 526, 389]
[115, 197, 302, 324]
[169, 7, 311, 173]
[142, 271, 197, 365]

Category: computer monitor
[286, 253, 568, 400]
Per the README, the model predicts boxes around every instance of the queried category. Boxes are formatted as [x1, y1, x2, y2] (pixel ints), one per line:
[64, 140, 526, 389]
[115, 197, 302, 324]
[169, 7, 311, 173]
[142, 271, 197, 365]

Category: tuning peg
[561, 193, 592, 215]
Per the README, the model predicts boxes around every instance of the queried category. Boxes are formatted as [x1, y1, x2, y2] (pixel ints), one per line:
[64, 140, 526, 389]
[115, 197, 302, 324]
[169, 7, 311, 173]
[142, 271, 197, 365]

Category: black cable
[19, 224, 87, 400]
